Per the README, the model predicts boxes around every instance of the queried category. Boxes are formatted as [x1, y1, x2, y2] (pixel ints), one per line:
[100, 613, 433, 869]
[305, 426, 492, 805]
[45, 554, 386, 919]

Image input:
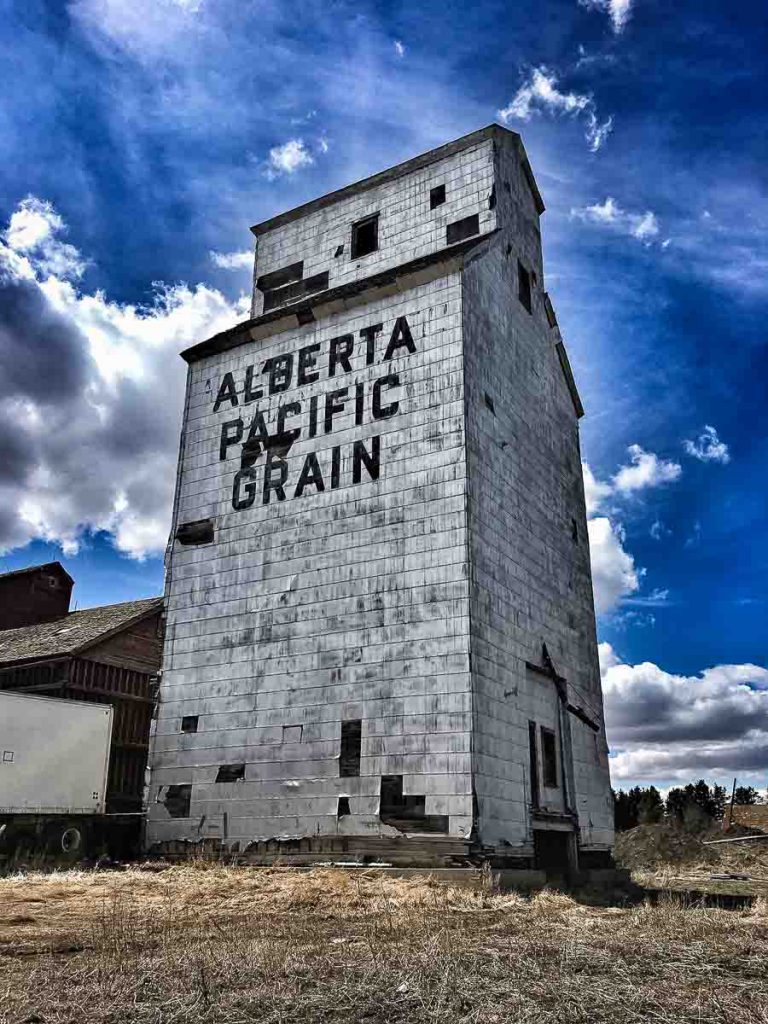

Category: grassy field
[1, 864, 768, 1023]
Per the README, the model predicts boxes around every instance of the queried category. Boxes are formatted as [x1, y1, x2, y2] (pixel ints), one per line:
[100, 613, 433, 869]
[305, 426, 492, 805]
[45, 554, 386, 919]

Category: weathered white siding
[147, 125, 614, 860]
[462, 133, 613, 853]
[251, 139, 496, 316]
[147, 272, 475, 847]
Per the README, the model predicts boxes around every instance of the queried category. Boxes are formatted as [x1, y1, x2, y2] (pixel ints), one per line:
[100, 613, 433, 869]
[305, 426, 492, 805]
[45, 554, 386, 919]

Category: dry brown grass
[616, 822, 768, 899]
[1, 864, 768, 1023]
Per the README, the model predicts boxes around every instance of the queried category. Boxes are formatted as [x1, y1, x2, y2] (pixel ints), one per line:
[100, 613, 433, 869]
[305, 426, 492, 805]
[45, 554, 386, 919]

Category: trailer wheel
[42, 821, 88, 862]
[60, 827, 83, 857]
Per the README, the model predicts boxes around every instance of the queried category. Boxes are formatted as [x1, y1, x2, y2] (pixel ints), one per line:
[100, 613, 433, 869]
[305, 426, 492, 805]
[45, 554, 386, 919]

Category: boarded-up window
[282, 724, 303, 743]
[541, 727, 558, 788]
[256, 261, 304, 292]
[339, 720, 362, 777]
[262, 271, 329, 312]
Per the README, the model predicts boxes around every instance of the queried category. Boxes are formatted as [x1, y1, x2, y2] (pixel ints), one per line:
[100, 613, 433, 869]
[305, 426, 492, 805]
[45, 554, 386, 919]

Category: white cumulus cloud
[601, 642, 768, 786]
[579, 0, 633, 34]
[582, 461, 613, 516]
[498, 66, 613, 152]
[0, 196, 247, 560]
[4, 196, 86, 279]
[588, 517, 641, 614]
[612, 444, 681, 495]
[210, 249, 252, 270]
[683, 424, 731, 464]
[582, 444, 681, 614]
[265, 138, 314, 178]
[570, 197, 661, 244]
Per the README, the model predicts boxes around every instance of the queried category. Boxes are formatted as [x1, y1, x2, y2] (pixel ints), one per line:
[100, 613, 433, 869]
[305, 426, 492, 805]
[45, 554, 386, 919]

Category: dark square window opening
[446, 213, 479, 246]
[430, 184, 446, 209]
[175, 518, 214, 546]
[540, 727, 559, 789]
[351, 214, 379, 259]
[518, 260, 532, 313]
[181, 715, 199, 734]
[337, 796, 351, 818]
[216, 763, 245, 783]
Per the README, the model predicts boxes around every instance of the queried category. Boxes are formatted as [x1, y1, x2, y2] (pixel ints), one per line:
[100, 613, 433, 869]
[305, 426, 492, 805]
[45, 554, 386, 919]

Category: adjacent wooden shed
[0, 564, 162, 812]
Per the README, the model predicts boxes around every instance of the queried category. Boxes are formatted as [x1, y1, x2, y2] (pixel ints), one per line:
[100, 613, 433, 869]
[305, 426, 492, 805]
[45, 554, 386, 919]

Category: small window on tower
[181, 715, 198, 734]
[430, 184, 446, 209]
[216, 763, 245, 783]
[339, 720, 362, 777]
[518, 261, 532, 313]
[351, 214, 379, 259]
[540, 727, 558, 788]
[528, 721, 540, 809]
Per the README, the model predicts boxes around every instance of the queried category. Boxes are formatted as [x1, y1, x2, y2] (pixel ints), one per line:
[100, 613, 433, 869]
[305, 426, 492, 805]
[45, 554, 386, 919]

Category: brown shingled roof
[0, 597, 163, 668]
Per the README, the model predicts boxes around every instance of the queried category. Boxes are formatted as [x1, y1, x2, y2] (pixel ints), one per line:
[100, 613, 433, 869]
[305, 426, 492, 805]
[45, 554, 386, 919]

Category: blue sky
[0, 0, 766, 790]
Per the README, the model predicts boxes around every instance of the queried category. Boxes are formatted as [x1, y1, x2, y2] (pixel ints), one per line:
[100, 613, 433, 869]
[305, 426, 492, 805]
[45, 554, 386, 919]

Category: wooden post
[727, 777, 737, 830]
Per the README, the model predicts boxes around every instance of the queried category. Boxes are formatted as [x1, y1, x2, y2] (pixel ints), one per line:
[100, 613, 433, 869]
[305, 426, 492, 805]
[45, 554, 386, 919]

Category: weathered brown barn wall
[0, 564, 73, 630]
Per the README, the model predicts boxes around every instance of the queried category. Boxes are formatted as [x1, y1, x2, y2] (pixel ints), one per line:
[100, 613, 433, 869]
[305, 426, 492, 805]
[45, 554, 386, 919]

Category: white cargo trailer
[0, 691, 115, 859]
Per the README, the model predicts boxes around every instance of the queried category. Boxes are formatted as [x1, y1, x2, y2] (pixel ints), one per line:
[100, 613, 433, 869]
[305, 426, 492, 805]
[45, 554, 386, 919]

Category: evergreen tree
[638, 786, 664, 824]
[665, 780, 725, 830]
[734, 785, 759, 805]
[614, 786, 665, 830]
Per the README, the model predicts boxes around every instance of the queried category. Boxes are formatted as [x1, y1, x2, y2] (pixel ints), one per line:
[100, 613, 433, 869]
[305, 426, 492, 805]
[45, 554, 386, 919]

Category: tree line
[613, 782, 764, 832]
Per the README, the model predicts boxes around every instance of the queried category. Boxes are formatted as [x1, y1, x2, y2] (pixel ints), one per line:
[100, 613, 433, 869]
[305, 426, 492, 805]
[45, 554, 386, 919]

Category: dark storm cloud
[0, 272, 90, 402]
[602, 645, 768, 784]
[0, 209, 241, 556]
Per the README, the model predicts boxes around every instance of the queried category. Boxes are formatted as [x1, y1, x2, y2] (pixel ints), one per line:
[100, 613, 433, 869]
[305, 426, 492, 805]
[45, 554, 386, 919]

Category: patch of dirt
[615, 822, 768, 872]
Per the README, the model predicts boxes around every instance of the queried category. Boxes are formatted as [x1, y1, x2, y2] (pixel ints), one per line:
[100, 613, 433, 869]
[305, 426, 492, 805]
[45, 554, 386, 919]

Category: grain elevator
[146, 124, 615, 873]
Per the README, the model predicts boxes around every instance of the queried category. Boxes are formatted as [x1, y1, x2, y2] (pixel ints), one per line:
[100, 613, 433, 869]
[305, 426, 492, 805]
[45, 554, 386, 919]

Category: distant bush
[613, 780, 747, 833]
